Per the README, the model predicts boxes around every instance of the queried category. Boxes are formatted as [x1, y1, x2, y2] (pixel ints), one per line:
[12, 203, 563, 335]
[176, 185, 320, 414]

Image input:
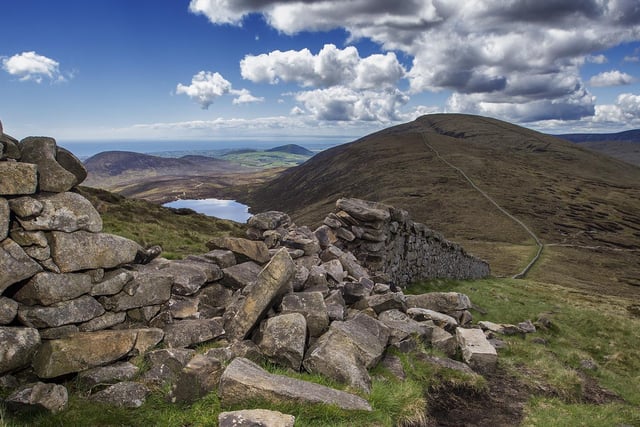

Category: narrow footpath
[421, 133, 544, 279]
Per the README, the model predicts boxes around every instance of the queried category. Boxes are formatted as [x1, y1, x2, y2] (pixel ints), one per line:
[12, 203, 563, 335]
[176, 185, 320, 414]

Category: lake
[163, 198, 252, 223]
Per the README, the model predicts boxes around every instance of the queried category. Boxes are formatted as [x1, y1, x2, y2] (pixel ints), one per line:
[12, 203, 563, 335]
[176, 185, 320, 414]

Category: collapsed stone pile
[0, 133, 533, 423]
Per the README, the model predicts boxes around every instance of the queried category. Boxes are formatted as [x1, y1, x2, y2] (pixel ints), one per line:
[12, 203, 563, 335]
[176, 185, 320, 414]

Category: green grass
[221, 151, 311, 169]
[407, 278, 640, 425]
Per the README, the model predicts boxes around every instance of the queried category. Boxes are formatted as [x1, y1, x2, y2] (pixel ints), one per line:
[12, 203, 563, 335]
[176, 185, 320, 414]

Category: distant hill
[245, 114, 640, 297]
[266, 144, 314, 156]
[555, 130, 640, 166]
[556, 129, 640, 143]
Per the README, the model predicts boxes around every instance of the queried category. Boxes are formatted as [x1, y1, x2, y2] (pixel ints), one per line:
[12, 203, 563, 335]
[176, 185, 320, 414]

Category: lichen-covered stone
[5, 382, 68, 414]
[0, 327, 40, 375]
[255, 313, 307, 371]
[0, 163, 37, 196]
[16, 192, 102, 233]
[0, 239, 43, 295]
[19, 136, 78, 192]
[13, 272, 93, 306]
[18, 295, 105, 328]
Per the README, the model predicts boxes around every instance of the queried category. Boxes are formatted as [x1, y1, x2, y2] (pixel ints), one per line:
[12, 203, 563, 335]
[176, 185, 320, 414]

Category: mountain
[266, 144, 314, 156]
[244, 114, 640, 298]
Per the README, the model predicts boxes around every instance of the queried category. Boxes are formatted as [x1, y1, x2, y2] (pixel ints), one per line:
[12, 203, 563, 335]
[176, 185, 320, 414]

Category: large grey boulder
[0, 327, 41, 375]
[162, 318, 225, 348]
[219, 357, 371, 411]
[303, 313, 390, 393]
[221, 261, 263, 290]
[255, 313, 307, 371]
[32, 330, 139, 378]
[19, 137, 78, 192]
[13, 271, 93, 306]
[224, 248, 294, 341]
[279, 292, 329, 338]
[219, 409, 295, 427]
[0, 162, 37, 196]
[456, 327, 497, 372]
[49, 231, 139, 273]
[18, 295, 105, 328]
[90, 381, 150, 408]
[0, 238, 43, 295]
[98, 272, 172, 311]
[207, 236, 270, 264]
[5, 382, 68, 414]
[15, 192, 102, 233]
[336, 198, 390, 222]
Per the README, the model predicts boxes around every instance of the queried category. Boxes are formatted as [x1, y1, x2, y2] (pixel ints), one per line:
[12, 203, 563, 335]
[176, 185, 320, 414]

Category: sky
[1, 0, 640, 143]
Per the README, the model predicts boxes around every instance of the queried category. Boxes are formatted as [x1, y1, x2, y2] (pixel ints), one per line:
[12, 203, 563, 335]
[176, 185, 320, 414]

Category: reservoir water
[163, 199, 251, 223]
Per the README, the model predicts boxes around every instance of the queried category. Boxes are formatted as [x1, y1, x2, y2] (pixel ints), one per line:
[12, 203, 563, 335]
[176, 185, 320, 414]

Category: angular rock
[49, 231, 139, 273]
[23, 245, 50, 261]
[247, 211, 290, 231]
[323, 259, 346, 283]
[7, 196, 43, 218]
[163, 318, 224, 348]
[76, 362, 139, 391]
[55, 147, 87, 185]
[325, 290, 346, 321]
[19, 136, 78, 192]
[282, 229, 321, 256]
[230, 340, 264, 364]
[336, 198, 390, 222]
[198, 283, 233, 312]
[16, 192, 102, 233]
[456, 327, 498, 372]
[90, 268, 133, 296]
[224, 248, 294, 341]
[221, 261, 263, 290]
[39, 325, 79, 340]
[303, 313, 390, 392]
[291, 264, 309, 292]
[202, 249, 236, 268]
[0, 198, 8, 240]
[406, 292, 472, 315]
[0, 162, 37, 196]
[338, 251, 370, 281]
[0, 238, 43, 295]
[378, 309, 433, 346]
[407, 307, 458, 332]
[5, 382, 68, 414]
[207, 236, 270, 264]
[366, 292, 407, 314]
[99, 272, 172, 311]
[431, 327, 457, 356]
[162, 261, 209, 296]
[169, 353, 225, 403]
[13, 271, 93, 306]
[78, 311, 126, 332]
[142, 348, 196, 387]
[0, 327, 40, 375]
[131, 328, 164, 355]
[219, 409, 295, 427]
[90, 382, 150, 408]
[0, 297, 19, 325]
[255, 313, 307, 370]
[32, 330, 138, 378]
[314, 225, 337, 249]
[0, 132, 21, 160]
[280, 292, 329, 338]
[18, 295, 104, 328]
[166, 296, 200, 319]
[219, 357, 371, 411]
[9, 230, 48, 248]
[341, 280, 372, 305]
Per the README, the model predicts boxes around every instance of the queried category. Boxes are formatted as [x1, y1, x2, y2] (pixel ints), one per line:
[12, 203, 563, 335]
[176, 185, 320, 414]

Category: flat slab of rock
[99, 272, 172, 311]
[224, 248, 294, 341]
[456, 327, 497, 372]
[221, 261, 263, 290]
[49, 231, 139, 273]
[77, 362, 139, 390]
[406, 292, 472, 314]
[0, 327, 41, 375]
[5, 382, 68, 414]
[18, 295, 105, 328]
[0, 198, 8, 240]
[207, 237, 270, 264]
[219, 357, 371, 411]
[163, 318, 225, 348]
[89, 381, 150, 408]
[32, 330, 139, 378]
[0, 238, 43, 295]
[13, 271, 93, 306]
[336, 198, 390, 222]
[219, 409, 295, 427]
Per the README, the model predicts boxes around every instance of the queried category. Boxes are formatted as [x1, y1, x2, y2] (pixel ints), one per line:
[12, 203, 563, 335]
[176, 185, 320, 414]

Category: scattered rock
[169, 353, 225, 403]
[255, 313, 307, 371]
[90, 381, 149, 408]
[16, 192, 102, 233]
[221, 261, 263, 290]
[456, 327, 497, 373]
[76, 362, 139, 391]
[5, 382, 68, 414]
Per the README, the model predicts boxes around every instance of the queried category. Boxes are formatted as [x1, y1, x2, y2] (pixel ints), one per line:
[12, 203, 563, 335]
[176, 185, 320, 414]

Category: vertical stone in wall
[0, 239, 43, 295]
[0, 197, 8, 240]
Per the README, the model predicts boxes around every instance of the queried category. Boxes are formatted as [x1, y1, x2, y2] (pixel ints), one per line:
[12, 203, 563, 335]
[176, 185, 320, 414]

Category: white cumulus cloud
[589, 70, 636, 87]
[176, 71, 262, 108]
[1, 51, 66, 83]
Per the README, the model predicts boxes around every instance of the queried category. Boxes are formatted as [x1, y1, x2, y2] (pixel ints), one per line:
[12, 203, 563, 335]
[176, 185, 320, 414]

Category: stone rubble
[0, 132, 536, 419]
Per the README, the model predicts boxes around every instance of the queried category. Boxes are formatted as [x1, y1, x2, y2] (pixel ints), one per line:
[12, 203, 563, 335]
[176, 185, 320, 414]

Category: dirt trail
[421, 133, 544, 279]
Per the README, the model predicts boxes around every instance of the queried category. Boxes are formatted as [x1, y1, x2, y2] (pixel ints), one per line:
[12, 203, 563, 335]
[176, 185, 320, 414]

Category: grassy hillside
[244, 114, 640, 298]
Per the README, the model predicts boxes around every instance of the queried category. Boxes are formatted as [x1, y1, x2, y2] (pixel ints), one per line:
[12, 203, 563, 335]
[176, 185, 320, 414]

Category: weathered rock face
[456, 327, 497, 372]
[15, 192, 102, 233]
[0, 162, 37, 195]
[13, 272, 93, 306]
[90, 381, 150, 408]
[5, 382, 68, 414]
[0, 327, 41, 375]
[219, 409, 295, 427]
[0, 239, 43, 294]
[207, 236, 270, 264]
[255, 313, 307, 371]
[18, 295, 105, 328]
[49, 231, 139, 272]
[218, 357, 372, 411]
[19, 137, 79, 193]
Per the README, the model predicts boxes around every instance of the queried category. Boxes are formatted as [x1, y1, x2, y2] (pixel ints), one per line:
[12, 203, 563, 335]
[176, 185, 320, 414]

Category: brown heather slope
[244, 114, 640, 298]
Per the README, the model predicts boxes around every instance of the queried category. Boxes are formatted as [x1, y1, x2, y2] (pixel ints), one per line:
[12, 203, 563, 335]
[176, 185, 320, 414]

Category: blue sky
[1, 0, 639, 143]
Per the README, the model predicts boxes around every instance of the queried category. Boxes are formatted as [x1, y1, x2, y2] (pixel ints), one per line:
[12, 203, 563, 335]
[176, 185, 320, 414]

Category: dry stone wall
[316, 198, 490, 286]
[1, 131, 532, 421]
